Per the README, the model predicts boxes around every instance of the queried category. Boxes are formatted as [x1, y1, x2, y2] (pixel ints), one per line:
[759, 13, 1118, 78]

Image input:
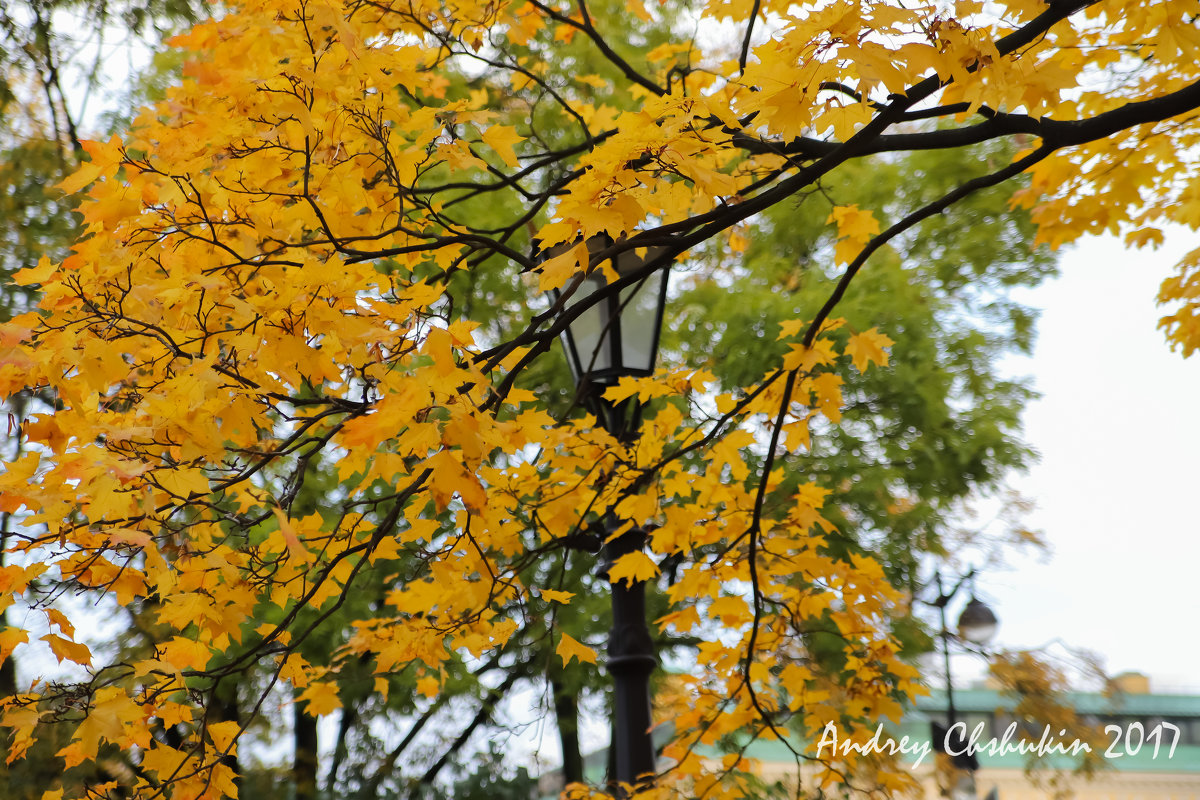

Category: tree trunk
[212, 684, 242, 794]
[551, 672, 583, 785]
[325, 702, 357, 795]
[0, 578, 16, 698]
[295, 696, 320, 800]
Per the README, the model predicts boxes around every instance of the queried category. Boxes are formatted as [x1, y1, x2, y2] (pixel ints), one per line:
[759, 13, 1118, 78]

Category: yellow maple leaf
[625, 0, 652, 22]
[424, 325, 457, 377]
[708, 595, 751, 626]
[783, 418, 811, 451]
[272, 508, 313, 564]
[776, 319, 808, 340]
[4, 706, 43, 764]
[825, 204, 881, 266]
[537, 241, 587, 292]
[299, 681, 342, 716]
[811, 372, 844, 423]
[159, 636, 212, 671]
[845, 329, 894, 372]
[208, 720, 240, 754]
[140, 743, 189, 780]
[11, 256, 57, 287]
[44, 608, 75, 638]
[41, 634, 91, 666]
[657, 606, 700, 633]
[0, 627, 27, 665]
[1125, 226, 1164, 249]
[156, 701, 193, 729]
[57, 162, 104, 196]
[156, 467, 210, 499]
[536, 220, 580, 249]
[482, 125, 522, 168]
[369, 536, 404, 563]
[540, 588, 575, 604]
[555, 633, 597, 666]
[55, 742, 87, 769]
[72, 687, 138, 760]
[783, 340, 836, 373]
[426, 449, 488, 512]
[606, 551, 660, 587]
[714, 392, 738, 414]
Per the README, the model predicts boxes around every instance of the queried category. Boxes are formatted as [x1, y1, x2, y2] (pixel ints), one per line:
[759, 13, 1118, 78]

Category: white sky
[982, 232, 1200, 693]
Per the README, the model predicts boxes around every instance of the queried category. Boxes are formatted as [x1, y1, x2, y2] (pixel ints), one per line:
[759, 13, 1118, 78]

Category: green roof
[725, 689, 1200, 773]
[916, 687, 1200, 717]
[547, 687, 1200, 795]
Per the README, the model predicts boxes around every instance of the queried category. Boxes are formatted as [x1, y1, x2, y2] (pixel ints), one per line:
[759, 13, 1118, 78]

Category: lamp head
[956, 597, 999, 645]
[540, 235, 671, 438]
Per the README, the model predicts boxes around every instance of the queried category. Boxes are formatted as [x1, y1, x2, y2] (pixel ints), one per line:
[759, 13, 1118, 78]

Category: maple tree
[1, 4, 201, 794]
[3, 0, 1200, 798]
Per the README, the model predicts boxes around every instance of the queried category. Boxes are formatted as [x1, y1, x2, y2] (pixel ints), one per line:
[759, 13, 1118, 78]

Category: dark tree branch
[802, 144, 1056, 349]
[738, 0, 762, 75]
[526, 0, 666, 97]
[415, 665, 530, 790]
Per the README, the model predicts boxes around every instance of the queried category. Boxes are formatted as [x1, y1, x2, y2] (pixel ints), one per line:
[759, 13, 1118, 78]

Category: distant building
[746, 673, 1200, 799]
[542, 673, 1200, 799]
[901, 678, 1200, 800]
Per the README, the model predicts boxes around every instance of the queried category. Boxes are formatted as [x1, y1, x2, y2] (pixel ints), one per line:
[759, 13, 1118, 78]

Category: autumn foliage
[2, 0, 1200, 797]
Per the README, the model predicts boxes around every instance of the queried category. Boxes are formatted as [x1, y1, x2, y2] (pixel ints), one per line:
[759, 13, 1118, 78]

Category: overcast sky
[978, 232, 1200, 693]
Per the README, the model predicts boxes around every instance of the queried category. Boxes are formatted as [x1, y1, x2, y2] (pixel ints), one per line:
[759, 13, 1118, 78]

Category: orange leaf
[45, 608, 75, 638]
[482, 124, 521, 167]
[845, 329, 894, 372]
[159, 636, 212, 671]
[208, 720, 240, 754]
[555, 633, 597, 666]
[607, 551, 659, 587]
[57, 162, 103, 196]
[41, 634, 91, 666]
[298, 681, 342, 716]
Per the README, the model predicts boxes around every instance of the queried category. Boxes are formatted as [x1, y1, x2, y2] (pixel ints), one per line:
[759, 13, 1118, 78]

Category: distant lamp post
[543, 234, 671, 792]
[930, 570, 1000, 800]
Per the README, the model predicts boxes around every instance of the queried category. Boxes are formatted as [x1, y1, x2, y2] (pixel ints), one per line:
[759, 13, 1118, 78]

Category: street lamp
[543, 234, 672, 791]
[930, 570, 999, 800]
[546, 235, 671, 441]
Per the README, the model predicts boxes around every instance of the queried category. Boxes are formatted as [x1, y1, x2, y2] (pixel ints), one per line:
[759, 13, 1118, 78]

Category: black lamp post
[545, 235, 671, 791]
[930, 570, 999, 800]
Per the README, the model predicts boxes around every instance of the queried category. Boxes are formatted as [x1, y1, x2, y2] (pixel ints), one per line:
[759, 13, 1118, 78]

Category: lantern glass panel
[564, 274, 611, 381]
[545, 238, 670, 387]
[958, 619, 998, 645]
[613, 277, 661, 374]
